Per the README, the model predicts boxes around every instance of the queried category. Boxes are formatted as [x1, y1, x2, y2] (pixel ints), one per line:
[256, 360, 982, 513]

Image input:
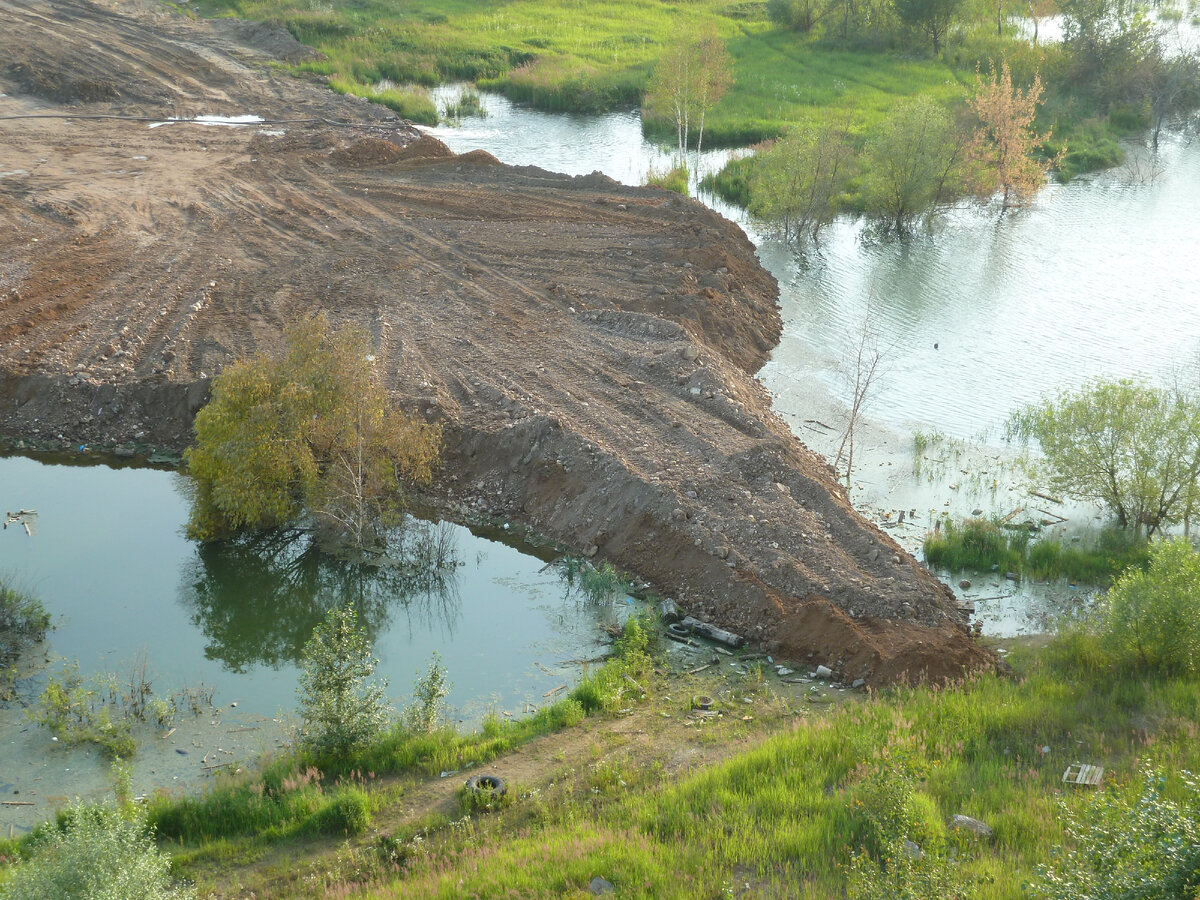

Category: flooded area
[0, 453, 628, 828]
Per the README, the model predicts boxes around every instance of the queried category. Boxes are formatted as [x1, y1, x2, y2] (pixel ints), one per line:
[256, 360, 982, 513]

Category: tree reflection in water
[180, 522, 462, 673]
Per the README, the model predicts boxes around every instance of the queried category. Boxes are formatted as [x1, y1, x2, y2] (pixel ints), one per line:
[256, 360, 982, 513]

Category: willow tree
[645, 25, 733, 167]
[185, 315, 441, 549]
[1009, 378, 1200, 536]
[967, 61, 1058, 208]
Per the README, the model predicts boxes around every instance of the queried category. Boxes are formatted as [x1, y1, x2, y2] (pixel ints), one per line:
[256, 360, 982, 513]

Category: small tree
[749, 122, 855, 241]
[185, 315, 440, 549]
[297, 605, 391, 759]
[404, 652, 452, 734]
[894, 0, 966, 54]
[645, 26, 733, 167]
[1009, 378, 1200, 536]
[863, 97, 961, 232]
[1101, 540, 1200, 675]
[967, 61, 1057, 208]
[0, 803, 193, 900]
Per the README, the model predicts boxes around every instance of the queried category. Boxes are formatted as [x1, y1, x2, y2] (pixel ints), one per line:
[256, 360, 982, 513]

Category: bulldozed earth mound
[0, 0, 996, 683]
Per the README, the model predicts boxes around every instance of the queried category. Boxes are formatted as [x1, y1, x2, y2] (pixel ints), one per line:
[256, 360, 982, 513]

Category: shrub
[297, 606, 392, 759]
[0, 803, 193, 900]
[1033, 763, 1200, 900]
[1101, 539, 1200, 675]
[307, 789, 372, 836]
[404, 652, 452, 735]
[644, 164, 689, 195]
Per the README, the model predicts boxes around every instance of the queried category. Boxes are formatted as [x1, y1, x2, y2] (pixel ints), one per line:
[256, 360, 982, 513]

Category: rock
[584, 544, 599, 558]
[814, 664, 833, 679]
[716, 545, 730, 559]
[852, 678, 866, 689]
[950, 814, 994, 838]
[971, 508, 984, 516]
[891, 554, 901, 565]
[959, 579, 971, 590]
[589, 876, 616, 895]
[902, 839, 923, 860]
[681, 345, 699, 361]
[1005, 571, 1019, 582]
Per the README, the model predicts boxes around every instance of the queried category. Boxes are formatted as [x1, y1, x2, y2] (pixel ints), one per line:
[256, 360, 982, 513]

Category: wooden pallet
[1062, 763, 1104, 786]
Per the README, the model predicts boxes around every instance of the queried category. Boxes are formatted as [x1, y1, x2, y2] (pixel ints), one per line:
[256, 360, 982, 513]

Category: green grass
[923, 517, 1150, 585]
[195, 0, 966, 143]
[353, 643, 1200, 898]
[326, 76, 438, 124]
[644, 164, 690, 195]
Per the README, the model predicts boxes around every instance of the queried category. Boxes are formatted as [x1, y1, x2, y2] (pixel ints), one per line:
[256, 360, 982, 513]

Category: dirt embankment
[0, 0, 997, 683]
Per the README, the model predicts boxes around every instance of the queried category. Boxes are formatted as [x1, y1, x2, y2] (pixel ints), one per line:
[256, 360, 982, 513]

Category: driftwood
[623, 674, 646, 694]
[999, 506, 1025, 524]
[1, 800, 34, 806]
[543, 683, 567, 698]
[1030, 490, 1062, 504]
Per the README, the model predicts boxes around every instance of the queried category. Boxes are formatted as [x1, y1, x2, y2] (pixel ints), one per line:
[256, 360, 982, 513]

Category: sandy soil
[0, 0, 996, 683]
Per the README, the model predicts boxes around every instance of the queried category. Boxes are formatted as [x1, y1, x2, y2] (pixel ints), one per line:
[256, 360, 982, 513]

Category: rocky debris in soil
[0, 0, 998, 684]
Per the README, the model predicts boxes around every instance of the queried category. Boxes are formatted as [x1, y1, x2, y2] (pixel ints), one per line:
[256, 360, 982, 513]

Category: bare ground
[0, 0, 996, 683]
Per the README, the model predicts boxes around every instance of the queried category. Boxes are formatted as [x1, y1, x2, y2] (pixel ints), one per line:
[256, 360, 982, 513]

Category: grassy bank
[340, 641, 1200, 898]
[195, 0, 967, 144]
[4, 610, 1198, 897]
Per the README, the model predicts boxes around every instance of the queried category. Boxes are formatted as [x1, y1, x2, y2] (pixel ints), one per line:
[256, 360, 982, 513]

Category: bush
[1033, 763, 1200, 900]
[0, 803, 193, 900]
[298, 606, 392, 759]
[307, 789, 372, 836]
[1101, 539, 1200, 675]
[404, 652, 452, 735]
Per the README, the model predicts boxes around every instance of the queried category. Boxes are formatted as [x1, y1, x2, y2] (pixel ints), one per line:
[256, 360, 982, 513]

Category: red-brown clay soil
[0, 0, 998, 683]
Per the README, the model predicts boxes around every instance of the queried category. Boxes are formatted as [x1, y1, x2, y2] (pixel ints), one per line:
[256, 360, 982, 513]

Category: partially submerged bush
[1, 803, 193, 900]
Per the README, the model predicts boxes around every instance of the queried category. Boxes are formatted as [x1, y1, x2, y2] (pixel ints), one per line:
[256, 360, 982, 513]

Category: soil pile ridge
[0, 0, 995, 683]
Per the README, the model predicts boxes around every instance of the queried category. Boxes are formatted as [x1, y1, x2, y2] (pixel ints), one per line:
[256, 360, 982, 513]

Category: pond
[0, 452, 627, 827]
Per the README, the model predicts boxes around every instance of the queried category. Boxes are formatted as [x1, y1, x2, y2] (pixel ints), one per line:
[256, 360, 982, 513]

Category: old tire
[465, 774, 507, 797]
[666, 622, 691, 638]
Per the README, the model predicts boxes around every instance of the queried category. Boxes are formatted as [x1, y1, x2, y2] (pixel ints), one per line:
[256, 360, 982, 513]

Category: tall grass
[923, 517, 1149, 584]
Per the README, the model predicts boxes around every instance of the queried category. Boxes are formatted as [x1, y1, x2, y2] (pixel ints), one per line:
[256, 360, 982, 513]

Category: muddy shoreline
[0, 0, 996, 684]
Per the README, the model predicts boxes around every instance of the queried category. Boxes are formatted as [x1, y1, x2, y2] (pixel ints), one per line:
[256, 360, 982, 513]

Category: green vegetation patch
[923, 516, 1149, 584]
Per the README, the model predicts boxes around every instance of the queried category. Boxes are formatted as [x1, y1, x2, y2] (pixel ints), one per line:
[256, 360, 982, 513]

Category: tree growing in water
[967, 61, 1058, 208]
[184, 315, 440, 549]
[749, 121, 855, 241]
[1009, 378, 1200, 536]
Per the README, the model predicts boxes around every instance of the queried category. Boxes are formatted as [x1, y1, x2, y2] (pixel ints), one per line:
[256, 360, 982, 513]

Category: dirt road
[0, 0, 995, 682]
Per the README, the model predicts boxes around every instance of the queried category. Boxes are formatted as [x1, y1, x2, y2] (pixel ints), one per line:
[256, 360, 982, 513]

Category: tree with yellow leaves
[967, 61, 1060, 208]
[185, 315, 440, 549]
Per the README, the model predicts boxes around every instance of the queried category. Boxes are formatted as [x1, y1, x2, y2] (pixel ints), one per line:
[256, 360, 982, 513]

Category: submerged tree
[645, 25, 733, 166]
[1009, 378, 1200, 536]
[862, 96, 962, 232]
[967, 61, 1057, 208]
[749, 122, 855, 241]
[185, 315, 441, 550]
